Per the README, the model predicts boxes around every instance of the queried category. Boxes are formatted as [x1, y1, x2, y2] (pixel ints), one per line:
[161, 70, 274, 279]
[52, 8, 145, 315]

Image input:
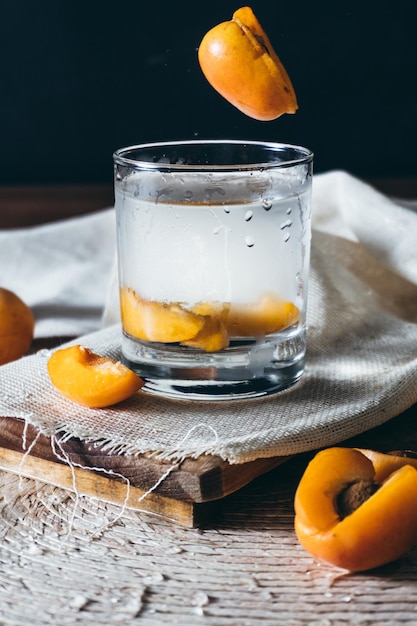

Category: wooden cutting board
[2, 406, 416, 527]
[0, 416, 288, 527]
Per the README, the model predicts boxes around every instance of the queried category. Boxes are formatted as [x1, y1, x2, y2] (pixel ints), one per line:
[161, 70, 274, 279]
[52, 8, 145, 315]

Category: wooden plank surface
[0, 446, 198, 527]
[0, 415, 288, 526]
[0, 184, 114, 228]
[2, 405, 417, 528]
[0, 179, 416, 229]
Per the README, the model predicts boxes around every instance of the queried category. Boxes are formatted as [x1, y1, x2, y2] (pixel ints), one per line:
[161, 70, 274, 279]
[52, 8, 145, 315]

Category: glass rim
[113, 139, 313, 172]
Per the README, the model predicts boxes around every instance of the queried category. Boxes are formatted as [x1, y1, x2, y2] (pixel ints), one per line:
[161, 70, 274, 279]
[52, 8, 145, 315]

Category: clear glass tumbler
[114, 140, 313, 400]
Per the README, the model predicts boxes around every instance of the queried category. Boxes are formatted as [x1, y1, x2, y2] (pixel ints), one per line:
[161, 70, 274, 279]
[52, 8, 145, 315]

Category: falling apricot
[198, 6, 298, 121]
[47, 345, 143, 408]
[0, 287, 35, 365]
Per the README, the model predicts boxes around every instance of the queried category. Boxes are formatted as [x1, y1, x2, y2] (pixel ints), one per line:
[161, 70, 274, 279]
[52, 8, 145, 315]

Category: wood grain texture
[1, 180, 416, 229]
[0, 415, 288, 524]
[0, 446, 198, 527]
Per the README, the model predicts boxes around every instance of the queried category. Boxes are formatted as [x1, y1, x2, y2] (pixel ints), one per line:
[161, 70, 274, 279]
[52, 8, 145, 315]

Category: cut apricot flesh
[120, 288, 205, 343]
[120, 287, 299, 352]
[0, 287, 35, 365]
[225, 294, 299, 337]
[181, 317, 229, 352]
[47, 345, 143, 408]
[198, 6, 298, 121]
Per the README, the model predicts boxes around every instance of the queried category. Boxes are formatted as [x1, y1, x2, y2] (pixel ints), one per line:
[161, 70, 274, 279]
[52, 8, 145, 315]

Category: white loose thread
[18, 424, 42, 492]
[51, 436, 132, 541]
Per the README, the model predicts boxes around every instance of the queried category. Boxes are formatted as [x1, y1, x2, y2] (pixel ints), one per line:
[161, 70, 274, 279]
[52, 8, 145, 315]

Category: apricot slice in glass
[47, 345, 143, 408]
[198, 6, 298, 121]
[120, 288, 205, 343]
[0, 287, 35, 365]
[181, 317, 230, 352]
[226, 294, 299, 337]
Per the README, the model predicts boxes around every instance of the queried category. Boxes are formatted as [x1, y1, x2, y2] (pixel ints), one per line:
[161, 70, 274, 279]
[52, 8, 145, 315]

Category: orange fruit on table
[198, 6, 298, 121]
[0, 287, 35, 365]
[47, 344, 144, 408]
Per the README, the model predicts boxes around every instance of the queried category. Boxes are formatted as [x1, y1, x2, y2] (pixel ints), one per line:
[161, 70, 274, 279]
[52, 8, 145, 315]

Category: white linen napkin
[0, 209, 116, 338]
[0, 171, 416, 463]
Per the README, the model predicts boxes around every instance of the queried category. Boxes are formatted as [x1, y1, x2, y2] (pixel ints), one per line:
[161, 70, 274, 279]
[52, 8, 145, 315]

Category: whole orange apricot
[0, 287, 35, 365]
[198, 6, 298, 121]
[47, 345, 144, 408]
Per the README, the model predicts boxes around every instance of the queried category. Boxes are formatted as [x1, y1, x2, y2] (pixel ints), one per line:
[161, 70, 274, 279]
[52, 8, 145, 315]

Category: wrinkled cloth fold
[0, 171, 416, 463]
[0, 209, 115, 338]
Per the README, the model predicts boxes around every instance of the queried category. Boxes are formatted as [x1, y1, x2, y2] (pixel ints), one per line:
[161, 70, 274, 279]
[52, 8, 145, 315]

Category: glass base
[121, 328, 305, 401]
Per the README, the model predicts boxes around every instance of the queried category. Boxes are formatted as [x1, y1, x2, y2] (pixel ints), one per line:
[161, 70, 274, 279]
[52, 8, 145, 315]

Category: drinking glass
[113, 140, 313, 400]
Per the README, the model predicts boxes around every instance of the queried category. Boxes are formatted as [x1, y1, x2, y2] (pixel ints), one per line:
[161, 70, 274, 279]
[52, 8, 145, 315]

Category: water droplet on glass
[262, 199, 272, 211]
[283, 232, 290, 242]
[213, 226, 221, 235]
[245, 236, 255, 247]
[296, 272, 304, 296]
[224, 206, 230, 214]
[245, 210, 253, 221]
[280, 219, 292, 230]
[286, 207, 292, 215]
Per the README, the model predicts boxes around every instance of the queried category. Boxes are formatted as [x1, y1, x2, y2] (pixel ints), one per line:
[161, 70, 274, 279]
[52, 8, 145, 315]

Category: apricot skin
[47, 345, 143, 408]
[294, 448, 417, 572]
[0, 287, 35, 365]
[198, 6, 298, 121]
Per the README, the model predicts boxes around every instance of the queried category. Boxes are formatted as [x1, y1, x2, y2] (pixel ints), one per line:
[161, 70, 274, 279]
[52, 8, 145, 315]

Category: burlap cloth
[0, 171, 416, 464]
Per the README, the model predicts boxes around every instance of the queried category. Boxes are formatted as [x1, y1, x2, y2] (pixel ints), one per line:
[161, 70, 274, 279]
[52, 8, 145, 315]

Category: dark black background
[1, 0, 416, 185]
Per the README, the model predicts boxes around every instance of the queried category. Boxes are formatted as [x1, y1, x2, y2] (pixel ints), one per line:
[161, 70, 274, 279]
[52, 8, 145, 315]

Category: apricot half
[226, 294, 300, 337]
[120, 288, 205, 343]
[294, 448, 417, 572]
[120, 288, 299, 352]
[181, 316, 230, 352]
[0, 287, 35, 365]
[198, 6, 298, 120]
[47, 345, 143, 408]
